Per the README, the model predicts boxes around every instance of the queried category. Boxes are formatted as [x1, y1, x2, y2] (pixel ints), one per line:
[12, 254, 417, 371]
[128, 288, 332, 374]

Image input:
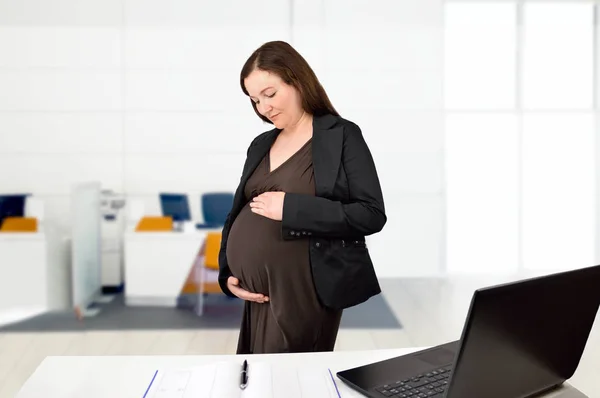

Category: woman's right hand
[227, 276, 269, 303]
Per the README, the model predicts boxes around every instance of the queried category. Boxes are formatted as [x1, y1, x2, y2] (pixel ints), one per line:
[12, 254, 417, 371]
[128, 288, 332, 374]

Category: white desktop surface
[0, 231, 45, 240]
[14, 348, 587, 398]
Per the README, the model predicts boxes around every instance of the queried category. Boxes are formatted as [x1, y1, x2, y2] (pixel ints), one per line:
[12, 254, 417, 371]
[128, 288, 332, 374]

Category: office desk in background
[123, 227, 220, 307]
[14, 348, 588, 398]
[0, 232, 47, 324]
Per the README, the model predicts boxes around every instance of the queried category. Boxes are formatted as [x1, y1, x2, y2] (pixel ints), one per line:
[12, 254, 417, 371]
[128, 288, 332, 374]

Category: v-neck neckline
[266, 137, 313, 174]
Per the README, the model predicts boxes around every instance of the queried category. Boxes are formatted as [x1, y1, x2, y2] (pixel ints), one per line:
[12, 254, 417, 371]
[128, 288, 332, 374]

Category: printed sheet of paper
[146, 361, 339, 398]
[270, 363, 341, 398]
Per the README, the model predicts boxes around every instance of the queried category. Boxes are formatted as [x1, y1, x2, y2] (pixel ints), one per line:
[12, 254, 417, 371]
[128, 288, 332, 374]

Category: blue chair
[195, 192, 234, 229]
[0, 194, 30, 228]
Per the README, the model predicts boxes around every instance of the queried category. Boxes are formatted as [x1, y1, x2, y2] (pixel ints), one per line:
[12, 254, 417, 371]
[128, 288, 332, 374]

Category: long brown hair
[240, 40, 339, 124]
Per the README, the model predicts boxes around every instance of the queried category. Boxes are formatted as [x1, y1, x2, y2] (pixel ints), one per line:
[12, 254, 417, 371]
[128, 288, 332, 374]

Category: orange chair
[200, 232, 222, 294]
[180, 231, 223, 295]
[203, 232, 221, 270]
[135, 216, 172, 232]
[0, 217, 38, 232]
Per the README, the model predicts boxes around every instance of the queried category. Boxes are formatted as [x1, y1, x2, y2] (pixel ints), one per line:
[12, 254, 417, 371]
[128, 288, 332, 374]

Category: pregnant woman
[218, 41, 387, 354]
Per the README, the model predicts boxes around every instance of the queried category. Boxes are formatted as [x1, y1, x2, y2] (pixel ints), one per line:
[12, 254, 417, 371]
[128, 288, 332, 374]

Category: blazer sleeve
[281, 121, 386, 238]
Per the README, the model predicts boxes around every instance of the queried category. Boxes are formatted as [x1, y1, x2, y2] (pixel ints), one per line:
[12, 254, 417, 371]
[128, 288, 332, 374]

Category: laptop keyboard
[374, 366, 452, 397]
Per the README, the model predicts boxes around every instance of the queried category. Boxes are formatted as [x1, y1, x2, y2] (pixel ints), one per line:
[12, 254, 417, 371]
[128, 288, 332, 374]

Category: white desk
[123, 227, 219, 307]
[15, 348, 587, 398]
[0, 232, 48, 324]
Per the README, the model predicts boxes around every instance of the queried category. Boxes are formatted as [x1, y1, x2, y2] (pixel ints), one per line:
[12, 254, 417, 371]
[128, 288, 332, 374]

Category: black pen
[240, 359, 248, 389]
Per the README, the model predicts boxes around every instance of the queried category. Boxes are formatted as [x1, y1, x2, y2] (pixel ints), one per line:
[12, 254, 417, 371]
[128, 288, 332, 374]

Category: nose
[257, 99, 272, 116]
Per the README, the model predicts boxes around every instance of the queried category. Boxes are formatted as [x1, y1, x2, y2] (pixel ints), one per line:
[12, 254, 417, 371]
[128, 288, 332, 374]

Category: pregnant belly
[225, 204, 288, 295]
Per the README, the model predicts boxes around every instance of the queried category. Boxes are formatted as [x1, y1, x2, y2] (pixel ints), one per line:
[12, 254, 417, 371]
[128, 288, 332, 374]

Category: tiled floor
[1, 277, 599, 397]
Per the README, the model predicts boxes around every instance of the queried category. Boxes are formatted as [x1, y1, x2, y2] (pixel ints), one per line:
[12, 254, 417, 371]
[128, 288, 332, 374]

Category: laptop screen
[446, 266, 600, 398]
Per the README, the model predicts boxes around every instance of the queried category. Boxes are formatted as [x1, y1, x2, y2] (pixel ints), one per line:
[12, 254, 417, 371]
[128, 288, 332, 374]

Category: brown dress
[225, 138, 343, 354]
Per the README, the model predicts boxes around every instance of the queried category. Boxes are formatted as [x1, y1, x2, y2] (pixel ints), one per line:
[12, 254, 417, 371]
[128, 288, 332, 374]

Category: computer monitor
[0, 194, 29, 226]
[159, 193, 191, 223]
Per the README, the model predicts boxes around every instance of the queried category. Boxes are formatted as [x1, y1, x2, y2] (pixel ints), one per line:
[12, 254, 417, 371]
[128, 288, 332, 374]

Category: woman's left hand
[250, 192, 286, 221]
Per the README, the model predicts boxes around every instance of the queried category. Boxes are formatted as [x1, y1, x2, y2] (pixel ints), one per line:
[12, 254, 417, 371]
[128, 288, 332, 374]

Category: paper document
[144, 360, 341, 398]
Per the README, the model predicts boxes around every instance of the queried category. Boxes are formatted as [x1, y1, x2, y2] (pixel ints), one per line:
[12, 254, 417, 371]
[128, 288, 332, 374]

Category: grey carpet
[0, 293, 401, 332]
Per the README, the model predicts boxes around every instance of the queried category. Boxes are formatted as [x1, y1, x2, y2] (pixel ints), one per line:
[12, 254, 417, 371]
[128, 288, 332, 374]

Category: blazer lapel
[312, 114, 343, 198]
[230, 129, 278, 213]
[242, 129, 278, 182]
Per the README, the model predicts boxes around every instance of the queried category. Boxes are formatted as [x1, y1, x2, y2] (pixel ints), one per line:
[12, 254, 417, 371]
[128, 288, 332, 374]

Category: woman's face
[244, 69, 303, 129]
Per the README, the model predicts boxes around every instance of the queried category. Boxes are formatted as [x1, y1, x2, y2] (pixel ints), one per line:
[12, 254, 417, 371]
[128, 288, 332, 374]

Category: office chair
[203, 232, 221, 271]
[195, 192, 234, 229]
[178, 232, 227, 316]
[0, 217, 38, 232]
[178, 233, 222, 294]
[135, 216, 173, 232]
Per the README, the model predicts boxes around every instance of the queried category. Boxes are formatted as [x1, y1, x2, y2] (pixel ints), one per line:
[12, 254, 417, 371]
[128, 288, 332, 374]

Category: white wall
[444, 2, 599, 277]
[294, 0, 445, 278]
[0, 0, 445, 287]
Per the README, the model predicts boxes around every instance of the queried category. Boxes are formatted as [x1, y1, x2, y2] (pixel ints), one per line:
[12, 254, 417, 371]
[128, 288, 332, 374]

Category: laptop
[337, 264, 600, 398]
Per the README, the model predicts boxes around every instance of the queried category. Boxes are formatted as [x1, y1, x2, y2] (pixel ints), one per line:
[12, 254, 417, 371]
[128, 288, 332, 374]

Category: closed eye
[252, 91, 276, 105]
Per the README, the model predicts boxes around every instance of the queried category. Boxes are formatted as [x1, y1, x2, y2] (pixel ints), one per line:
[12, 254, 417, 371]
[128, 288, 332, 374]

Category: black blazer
[218, 113, 386, 310]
